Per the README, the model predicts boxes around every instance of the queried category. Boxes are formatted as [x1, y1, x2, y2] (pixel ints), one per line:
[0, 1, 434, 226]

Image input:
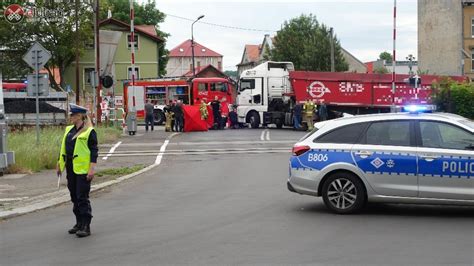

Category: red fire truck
[237, 61, 467, 128]
[123, 77, 235, 124]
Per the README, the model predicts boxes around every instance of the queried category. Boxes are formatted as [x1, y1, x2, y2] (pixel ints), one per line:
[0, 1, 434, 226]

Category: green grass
[96, 165, 145, 178]
[7, 125, 122, 174]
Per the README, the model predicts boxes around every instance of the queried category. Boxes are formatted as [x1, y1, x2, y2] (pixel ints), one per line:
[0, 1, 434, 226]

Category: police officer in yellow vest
[303, 99, 316, 131]
[56, 103, 98, 238]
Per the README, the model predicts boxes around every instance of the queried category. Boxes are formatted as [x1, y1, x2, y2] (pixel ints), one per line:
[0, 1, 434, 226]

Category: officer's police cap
[69, 103, 88, 114]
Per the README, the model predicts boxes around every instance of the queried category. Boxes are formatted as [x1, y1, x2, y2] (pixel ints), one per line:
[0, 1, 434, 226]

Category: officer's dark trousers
[66, 159, 92, 226]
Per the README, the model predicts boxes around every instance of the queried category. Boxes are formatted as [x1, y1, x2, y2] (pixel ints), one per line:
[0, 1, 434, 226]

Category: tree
[373, 66, 389, 74]
[101, 0, 169, 76]
[379, 51, 392, 63]
[270, 14, 348, 72]
[432, 78, 474, 119]
[0, 0, 94, 90]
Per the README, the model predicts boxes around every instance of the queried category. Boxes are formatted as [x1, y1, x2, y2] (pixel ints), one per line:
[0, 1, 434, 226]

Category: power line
[165, 13, 277, 33]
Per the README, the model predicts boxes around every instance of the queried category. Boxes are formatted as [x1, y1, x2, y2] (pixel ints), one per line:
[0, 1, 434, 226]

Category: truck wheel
[275, 118, 283, 129]
[321, 172, 366, 214]
[249, 112, 260, 129]
[154, 110, 165, 125]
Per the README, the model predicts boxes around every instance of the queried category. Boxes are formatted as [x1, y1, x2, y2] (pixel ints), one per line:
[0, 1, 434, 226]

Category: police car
[288, 109, 474, 214]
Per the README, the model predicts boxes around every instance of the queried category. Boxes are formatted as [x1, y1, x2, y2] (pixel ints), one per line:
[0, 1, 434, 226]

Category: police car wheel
[322, 173, 366, 214]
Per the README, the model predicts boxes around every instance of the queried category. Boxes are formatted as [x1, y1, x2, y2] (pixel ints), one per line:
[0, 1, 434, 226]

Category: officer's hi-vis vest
[58, 125, 93, 175]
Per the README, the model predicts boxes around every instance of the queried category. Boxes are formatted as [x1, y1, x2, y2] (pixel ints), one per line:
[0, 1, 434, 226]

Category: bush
[432, 79, 474, 119]
[7, 125, 122, 173]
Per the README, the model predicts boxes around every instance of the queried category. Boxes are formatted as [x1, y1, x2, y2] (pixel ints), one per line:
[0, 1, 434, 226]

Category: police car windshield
[460, 120, 474, 130]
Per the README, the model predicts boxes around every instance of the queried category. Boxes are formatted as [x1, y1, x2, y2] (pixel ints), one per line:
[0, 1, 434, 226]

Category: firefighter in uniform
[303, 99, 316, 131]
[200, 99, 209, 120]
[57, 104, 98, 238]
[164, 103, 174, 132]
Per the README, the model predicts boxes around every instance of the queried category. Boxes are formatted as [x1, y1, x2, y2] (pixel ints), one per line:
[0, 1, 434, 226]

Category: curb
[0, 133, 179, 220]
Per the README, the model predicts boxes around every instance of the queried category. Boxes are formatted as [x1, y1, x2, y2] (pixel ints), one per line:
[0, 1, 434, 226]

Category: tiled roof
[169, 40, 222, 57]
[245, 44, 260, 62]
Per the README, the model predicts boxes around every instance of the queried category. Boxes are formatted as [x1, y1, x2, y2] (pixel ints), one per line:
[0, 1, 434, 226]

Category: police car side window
[364, 121, 412, 147]
[420, 121, 474, 150]
[314, 123, 367, 144]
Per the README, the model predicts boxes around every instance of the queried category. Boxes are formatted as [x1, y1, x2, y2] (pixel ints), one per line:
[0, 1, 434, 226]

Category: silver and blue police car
[288, 109, 474, 214]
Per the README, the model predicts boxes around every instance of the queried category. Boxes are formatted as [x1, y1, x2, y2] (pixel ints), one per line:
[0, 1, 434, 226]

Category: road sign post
[22, 42, 51, 145]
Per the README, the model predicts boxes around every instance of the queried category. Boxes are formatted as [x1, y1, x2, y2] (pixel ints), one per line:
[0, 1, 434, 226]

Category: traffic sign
[27, 74, 49, 96]
[22, 42, 51, 71]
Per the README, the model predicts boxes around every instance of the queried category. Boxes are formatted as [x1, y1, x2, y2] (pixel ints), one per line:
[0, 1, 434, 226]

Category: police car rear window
[314, 122, 367, 144]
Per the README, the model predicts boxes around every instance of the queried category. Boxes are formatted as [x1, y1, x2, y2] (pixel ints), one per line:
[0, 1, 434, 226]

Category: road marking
[260, 130, 266, 141]
[155, 133, 179, 165]
[102, 141, 122, 160]
[0, 197, 29, 202]
[266, 130, 271, 141]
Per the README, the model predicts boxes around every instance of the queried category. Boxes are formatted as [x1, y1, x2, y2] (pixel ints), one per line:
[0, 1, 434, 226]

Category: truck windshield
[210, 82, 228, 92]
[239, 79, 255, 91]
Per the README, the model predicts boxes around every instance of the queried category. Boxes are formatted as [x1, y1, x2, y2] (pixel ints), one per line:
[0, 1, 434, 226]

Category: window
[239, 79, 255, 91]
[471, 17, 474, 37]
[127, 67, 140, 80]
[127, 34, 139, 50]
[198, 83, 207, 93]
[210, 82, 227, 93]
[84, 68, 95, 85]
[218, 61, 222, 70]
[419, 121, 474, 150]
[471, 49, 474, 71]
[314, 122, 367, 144]
[364, 121, 412, 147]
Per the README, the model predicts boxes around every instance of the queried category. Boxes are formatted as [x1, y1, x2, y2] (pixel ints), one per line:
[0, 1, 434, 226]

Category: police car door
[352, 120, 418, 197]
[416, 120, 474, 200]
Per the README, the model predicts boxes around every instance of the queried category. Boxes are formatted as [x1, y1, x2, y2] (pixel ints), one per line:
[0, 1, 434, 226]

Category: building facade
[166, 40, 223, 77]
[418, 0, 465, 76]
[237, 34, 273, 75]
[64, 18, 164, 95]
[463, 0, 474, 80]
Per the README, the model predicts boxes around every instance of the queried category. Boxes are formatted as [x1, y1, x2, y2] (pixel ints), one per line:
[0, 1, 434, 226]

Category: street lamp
[406, 54, 415, 75]
[191, 15, 205, 77]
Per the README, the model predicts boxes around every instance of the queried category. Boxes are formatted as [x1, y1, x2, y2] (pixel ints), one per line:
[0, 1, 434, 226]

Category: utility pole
[75, 0, 80, 104]
[391, 0, 397, 111]
[191, 15, 204, 77]
[94, 0, 102, 124]
[329, 27, 335, 72]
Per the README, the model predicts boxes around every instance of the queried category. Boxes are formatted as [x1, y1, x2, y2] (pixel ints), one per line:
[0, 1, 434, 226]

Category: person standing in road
[164, 103, 174, 132]
[173, 100, 184, 132]
[200, 99, 209, 120]
[210, 96, 221, 129]
[293, 103, 303, 130]
[318, 100, 328, 121]
[303, 99, 316, 131]
[56, 103, 98, 238]
[144, 100, 154, 132]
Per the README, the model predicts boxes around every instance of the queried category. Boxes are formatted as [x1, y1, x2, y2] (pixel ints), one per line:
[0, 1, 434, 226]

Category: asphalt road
[1, 127, 473, 265]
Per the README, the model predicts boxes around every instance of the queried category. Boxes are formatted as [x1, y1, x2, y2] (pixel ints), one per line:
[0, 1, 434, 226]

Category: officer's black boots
[76, 224, 91, 238]
[68, 224, 81, 234]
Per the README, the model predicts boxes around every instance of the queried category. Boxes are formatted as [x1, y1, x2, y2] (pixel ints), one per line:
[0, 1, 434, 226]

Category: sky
[153, 0, 417, 71]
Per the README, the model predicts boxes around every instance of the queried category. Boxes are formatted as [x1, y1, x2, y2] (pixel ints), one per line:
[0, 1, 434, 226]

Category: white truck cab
[237, 62, 294, 128]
